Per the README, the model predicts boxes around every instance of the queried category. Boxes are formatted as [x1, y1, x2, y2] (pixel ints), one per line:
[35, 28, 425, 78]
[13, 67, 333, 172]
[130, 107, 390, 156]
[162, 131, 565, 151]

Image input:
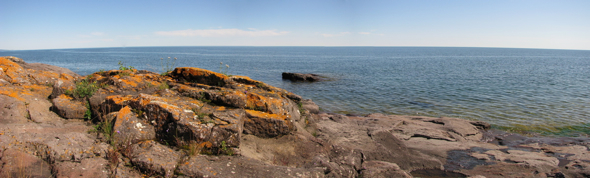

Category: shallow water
[3, 47, 590, 136]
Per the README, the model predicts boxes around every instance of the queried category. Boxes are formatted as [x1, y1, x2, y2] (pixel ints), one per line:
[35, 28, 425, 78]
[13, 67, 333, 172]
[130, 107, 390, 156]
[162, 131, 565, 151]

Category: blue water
[3, 47, 590, 136]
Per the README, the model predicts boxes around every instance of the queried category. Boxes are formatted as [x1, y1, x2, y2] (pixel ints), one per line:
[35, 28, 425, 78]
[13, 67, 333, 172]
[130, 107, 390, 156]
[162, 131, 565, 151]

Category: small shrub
[118, 61, 135, 71]
[72, 79, 100, 98]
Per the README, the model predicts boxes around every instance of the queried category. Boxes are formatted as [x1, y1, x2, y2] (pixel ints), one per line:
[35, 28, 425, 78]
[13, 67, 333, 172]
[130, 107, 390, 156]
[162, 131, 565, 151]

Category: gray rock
[0, 148, 52, 178]
[54, 158, 110, 178]
[360, 161, 412, 178]
[301, 99, 319, 114]
[177, 155, 325, 178]
[128, 140, 181, 177]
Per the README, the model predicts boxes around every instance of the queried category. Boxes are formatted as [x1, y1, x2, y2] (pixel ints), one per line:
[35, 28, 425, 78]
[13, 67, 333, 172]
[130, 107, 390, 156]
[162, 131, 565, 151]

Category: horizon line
[2, 45, 589, 52]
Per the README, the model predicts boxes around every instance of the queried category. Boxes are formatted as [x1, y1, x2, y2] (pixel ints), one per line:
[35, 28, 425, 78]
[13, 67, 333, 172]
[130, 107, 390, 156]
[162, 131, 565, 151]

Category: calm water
[2, 47, 590, 136]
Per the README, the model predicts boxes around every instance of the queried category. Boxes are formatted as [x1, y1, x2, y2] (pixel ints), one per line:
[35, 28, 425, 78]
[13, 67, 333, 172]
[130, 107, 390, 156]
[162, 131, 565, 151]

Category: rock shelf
[1, 56, 589, 177]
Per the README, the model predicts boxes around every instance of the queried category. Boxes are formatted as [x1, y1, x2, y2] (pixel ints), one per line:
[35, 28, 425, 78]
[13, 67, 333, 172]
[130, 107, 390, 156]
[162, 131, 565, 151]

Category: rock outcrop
[1, 56, 589, 177]
[282, 72, 322, 82]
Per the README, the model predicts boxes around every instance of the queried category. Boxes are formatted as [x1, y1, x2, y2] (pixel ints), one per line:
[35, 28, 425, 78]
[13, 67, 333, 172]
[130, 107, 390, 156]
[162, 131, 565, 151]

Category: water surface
[3, 47, 589, 136]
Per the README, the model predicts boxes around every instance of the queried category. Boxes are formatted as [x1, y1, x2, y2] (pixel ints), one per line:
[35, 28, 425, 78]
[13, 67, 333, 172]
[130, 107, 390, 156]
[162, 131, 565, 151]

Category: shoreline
[1, 56, 589, 177]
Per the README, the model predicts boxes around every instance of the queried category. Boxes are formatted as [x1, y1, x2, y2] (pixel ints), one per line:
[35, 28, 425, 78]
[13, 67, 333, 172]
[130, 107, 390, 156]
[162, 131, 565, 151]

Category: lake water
[2, 47, 590, 136]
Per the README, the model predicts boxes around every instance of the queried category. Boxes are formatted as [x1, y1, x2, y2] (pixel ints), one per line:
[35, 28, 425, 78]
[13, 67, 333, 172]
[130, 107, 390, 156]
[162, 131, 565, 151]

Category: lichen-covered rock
[112, 106, 156, 147]
[171, 67, 230, 87]
[244, 109, 294, 138]
[0, 56, 31, 84]
[51, 94, 88, 119]
[128, 140, 181, 177]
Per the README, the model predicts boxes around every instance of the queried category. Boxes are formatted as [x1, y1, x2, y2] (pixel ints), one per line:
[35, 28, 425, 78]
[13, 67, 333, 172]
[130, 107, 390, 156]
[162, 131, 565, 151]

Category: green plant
[297, 102, 305, 114]
[132, 109, 144, 117]
[71, 78, 100, 98]
[118, 61, 135, 71]
[312, 132, 318, 137]
[161, 57, 177, 75]
[92, 119, 114, 144]
[197, 93, 211, 103]
[84, 102, 92, 120]
[220, 141, 233, 156]
[158, 82, 169, 90]
[119, 72, 131, 77]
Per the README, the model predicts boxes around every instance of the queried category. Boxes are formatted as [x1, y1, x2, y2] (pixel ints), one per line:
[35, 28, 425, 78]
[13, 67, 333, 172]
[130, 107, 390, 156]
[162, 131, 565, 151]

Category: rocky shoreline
[1, 56, 589, 178]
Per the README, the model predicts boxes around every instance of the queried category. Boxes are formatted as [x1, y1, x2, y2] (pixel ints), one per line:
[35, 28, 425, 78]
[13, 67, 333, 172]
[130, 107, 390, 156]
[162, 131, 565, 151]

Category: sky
[1, 0, 589, 50]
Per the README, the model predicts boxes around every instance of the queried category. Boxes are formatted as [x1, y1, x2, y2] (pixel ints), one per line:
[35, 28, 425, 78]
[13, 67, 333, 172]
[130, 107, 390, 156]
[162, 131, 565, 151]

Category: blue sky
[1, 0, 589, 50]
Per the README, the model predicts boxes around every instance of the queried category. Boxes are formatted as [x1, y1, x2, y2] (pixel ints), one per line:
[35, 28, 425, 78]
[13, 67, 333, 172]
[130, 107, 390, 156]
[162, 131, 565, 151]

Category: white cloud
[91, 32, 105, 36]
[359, 32, 371, 35]
[321, 32, 351, 37]
[155, 28, 289, 37]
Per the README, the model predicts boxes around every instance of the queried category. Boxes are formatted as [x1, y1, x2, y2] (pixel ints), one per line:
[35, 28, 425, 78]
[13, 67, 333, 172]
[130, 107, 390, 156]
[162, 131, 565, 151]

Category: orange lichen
[0, 90, 24, 101]
[106, 95, 134, 104]
[245, 109, 287, 121]
[199, 141, 213, 148]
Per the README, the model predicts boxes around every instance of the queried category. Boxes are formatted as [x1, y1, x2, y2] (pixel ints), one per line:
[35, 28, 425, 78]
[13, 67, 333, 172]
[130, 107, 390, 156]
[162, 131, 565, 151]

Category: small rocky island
[1, 56, 589, 177]
[282, 72, 322, 82]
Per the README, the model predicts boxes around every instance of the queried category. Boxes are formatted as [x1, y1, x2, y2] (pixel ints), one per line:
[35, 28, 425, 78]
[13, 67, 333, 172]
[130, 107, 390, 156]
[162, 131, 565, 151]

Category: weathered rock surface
[1, 56, 589, 177]
[282, 72, 322, 82]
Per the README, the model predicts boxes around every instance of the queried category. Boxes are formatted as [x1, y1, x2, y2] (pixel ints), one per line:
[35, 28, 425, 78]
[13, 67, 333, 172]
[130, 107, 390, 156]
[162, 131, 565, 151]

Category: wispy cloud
[358, 32, 384, 36]
[321, 32, 351, 37]
[91, 32, 105, 36]
[155, 28, 289, 37]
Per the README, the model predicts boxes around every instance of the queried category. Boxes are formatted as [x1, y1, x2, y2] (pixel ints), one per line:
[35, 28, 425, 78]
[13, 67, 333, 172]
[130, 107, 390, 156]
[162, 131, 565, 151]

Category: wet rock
[51, 94, 88, 119]
[128, 140, 181, 177]
[282, 72, 321, 82]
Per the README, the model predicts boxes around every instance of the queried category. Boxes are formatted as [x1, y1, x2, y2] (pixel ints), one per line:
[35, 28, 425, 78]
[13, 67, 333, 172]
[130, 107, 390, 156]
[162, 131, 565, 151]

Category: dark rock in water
[282, 72, 321, 82]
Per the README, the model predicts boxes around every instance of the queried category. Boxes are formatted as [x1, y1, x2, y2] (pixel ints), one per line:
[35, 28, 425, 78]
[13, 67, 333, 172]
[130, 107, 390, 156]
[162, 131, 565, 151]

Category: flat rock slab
[177, 155, 325, 178]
